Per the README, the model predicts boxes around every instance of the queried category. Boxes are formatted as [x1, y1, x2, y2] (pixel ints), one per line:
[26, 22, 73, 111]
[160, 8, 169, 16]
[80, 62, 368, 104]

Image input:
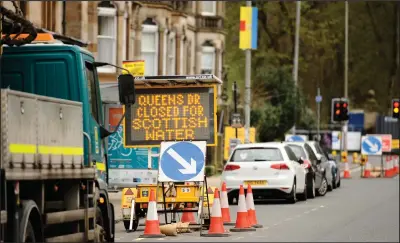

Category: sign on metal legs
[361, 135, 383, 156]
[158, 141, 206, 182]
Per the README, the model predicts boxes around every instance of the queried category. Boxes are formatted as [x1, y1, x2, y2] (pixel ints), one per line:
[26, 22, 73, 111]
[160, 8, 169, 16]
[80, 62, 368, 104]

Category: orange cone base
[343, 171, 351, 179]
[248, 210, 263, 228]
[363, 171, 371, 178]
[201, 232, 230, 237]
[224, 222, 236, 226]
[181, 210, 197, 224]
[230, 227, 257, 232]
[140, 220, 166, 238]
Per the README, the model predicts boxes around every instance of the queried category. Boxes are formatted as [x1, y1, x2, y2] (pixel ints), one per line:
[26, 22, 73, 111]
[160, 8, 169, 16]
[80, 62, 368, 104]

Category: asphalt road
[113, 172, 399, 242]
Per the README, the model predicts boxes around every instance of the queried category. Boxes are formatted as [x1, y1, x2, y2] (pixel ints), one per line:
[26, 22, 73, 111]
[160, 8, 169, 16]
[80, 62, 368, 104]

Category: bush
[205, 165, 216, 177]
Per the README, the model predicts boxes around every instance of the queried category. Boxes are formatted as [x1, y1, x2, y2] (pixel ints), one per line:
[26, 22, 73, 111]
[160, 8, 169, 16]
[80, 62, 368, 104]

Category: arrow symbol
[167, 148, 197, 174]
[365, 139, 379, 152]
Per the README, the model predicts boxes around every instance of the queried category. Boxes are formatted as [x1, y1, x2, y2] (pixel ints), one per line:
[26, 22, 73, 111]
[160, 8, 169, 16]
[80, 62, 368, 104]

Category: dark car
[284, 142, 329, 198]
[307, 141, 341, 189]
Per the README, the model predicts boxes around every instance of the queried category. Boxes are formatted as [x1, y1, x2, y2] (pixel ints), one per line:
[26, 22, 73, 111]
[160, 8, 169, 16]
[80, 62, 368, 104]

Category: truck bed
[0, 89, 95, 180]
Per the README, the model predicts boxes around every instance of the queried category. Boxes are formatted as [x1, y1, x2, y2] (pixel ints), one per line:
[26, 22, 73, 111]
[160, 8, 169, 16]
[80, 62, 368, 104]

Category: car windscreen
[230, 147, 284, 162]
[287, 145, 307, 159]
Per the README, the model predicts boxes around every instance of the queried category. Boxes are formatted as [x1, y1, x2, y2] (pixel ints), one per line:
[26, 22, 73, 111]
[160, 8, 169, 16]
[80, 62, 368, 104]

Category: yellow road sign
[392, 139, 399, 149]
[122, 60, 145, 76]
[224, 126, 256, 160]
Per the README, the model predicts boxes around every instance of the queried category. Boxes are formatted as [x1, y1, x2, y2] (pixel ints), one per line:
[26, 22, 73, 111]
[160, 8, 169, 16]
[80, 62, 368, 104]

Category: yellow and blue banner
[239, 6, 258, 50]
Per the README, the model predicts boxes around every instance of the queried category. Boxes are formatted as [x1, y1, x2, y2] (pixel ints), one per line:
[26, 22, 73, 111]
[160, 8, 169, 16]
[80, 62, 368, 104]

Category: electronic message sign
[124, 86, 217, 147]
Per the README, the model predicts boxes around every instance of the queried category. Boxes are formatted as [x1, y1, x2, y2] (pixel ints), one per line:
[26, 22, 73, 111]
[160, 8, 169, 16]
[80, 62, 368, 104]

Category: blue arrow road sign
[361, 136, 382, 155]
[286, 135, 306, 142]
[159, 141, 206, 182]
[315, 95, 322, 103]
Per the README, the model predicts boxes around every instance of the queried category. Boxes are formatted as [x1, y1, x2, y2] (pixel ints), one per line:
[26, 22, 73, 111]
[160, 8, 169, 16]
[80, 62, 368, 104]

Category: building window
[41, 1, 57, 31]
[201, 1, 216, 16]
[201, 46, 215, 74]
[166, 32, 176, 75]
[180, 38, 185, 75]
[141, 22, 159, 76]
[97, 3, 117, 73]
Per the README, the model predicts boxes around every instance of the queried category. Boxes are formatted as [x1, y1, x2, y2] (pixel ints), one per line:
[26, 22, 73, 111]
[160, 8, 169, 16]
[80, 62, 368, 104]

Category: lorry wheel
[123, 219, 139, 232]
[25, 221, 36, 242]
[96, 207, 107, 242]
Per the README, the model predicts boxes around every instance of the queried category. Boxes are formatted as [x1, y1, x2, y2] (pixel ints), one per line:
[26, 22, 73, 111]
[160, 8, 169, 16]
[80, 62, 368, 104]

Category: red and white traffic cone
[201, 188, 230, 237]
[181, 203, 197, 224]
[220, 182, 234, 226]
[245, 184, 262, 228]
[363, 161, 372, 178]
[343, 162, 351, 179]
[394, 155, 399, 175]
[139, 189, 166, 238]
[384, 156, 393, 178]
[230, 185, 256, 232]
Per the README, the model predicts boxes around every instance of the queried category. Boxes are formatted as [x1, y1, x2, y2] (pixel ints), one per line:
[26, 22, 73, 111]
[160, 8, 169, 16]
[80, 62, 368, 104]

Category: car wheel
[316, 176, 328, 197]
[307, 177, 316, 199]
[337, 177, 341, 188]
[297, 182, 307, 201]
[287, 181, 297, 204]
[332, 177, 337, 189]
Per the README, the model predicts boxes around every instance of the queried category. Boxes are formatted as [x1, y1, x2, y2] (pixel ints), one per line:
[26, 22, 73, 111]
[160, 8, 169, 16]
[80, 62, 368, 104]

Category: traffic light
[340, 100, 349, 121]
[332, 100, 341, 122]
[392, 98, 400, 119]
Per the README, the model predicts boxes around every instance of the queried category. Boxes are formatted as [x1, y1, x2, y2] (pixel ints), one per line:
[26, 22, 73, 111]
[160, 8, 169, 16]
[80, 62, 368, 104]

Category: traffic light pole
[343, 1, 349, 161]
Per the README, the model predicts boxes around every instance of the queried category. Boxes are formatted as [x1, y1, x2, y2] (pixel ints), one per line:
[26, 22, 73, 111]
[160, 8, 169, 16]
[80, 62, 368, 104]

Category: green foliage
[224, 1, 399, 128]
[250, 67, 313, 142]
[205, 165, 216, 177]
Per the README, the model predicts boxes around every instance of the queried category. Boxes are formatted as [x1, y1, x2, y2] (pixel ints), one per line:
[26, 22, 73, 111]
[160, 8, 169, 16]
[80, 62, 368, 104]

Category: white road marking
[284, 217, 293, 221]
[234, 236, 244, 240]
[134, 238, 145, 241]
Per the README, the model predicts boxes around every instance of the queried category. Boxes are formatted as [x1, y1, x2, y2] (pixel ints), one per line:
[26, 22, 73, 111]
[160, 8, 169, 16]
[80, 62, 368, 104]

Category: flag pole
[244, 0, 252, 143]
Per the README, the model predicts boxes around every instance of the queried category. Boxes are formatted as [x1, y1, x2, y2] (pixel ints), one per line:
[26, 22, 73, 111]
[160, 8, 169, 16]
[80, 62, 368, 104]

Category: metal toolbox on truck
[0, 89, 95, 180]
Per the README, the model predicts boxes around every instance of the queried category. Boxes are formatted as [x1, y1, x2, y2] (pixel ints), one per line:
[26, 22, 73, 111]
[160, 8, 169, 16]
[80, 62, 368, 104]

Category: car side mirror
[298, 157, 304, 164]
[118, 74, 136, 105]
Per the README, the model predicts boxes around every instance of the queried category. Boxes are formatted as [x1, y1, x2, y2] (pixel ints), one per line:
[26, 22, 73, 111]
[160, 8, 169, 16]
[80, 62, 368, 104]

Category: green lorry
[0, 28, 136, 243]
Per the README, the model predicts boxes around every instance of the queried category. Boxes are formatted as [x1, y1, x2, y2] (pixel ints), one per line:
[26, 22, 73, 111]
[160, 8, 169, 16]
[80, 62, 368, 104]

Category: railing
[196, 15, 224, 30]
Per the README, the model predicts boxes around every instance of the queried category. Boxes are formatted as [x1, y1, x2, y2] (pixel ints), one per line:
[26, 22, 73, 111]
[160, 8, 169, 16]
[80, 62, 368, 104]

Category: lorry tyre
[96, 207, 107, 242]
[123, 219, 139, 232]
[24, 221, 36, 242]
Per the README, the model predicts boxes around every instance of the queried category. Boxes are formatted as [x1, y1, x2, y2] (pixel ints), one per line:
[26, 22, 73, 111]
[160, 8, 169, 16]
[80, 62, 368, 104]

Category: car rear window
[230, 148, 283, 162]
[287, 145, 307, 159]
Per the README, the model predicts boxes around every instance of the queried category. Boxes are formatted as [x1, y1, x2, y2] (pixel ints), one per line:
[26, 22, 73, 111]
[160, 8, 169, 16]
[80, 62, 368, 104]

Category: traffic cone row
[202, 183, 263, 237]
[384, 155, 399, 178]
[140, 182, 263, 238]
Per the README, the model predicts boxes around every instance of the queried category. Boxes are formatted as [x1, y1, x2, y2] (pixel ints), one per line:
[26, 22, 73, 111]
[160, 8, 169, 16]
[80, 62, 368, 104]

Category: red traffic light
[394, 101, 399, 108]
[342, 102, 348, 108]
[335, 103, 340, 108]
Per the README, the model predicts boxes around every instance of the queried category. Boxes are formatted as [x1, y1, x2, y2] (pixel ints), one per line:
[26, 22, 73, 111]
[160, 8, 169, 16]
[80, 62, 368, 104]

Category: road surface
[112, 171, 399, 242]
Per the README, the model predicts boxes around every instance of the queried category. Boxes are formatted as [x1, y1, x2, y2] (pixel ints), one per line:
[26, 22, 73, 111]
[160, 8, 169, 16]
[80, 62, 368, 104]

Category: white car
[221, 142, 308, 204]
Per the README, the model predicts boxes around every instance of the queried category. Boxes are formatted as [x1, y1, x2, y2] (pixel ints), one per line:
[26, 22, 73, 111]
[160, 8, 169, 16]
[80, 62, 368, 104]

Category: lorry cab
[0, 33, 106, 179]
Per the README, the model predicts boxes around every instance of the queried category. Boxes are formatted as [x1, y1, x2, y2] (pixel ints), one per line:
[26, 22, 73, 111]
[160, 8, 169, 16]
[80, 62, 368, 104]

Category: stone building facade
[3, 1, 226, 102]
